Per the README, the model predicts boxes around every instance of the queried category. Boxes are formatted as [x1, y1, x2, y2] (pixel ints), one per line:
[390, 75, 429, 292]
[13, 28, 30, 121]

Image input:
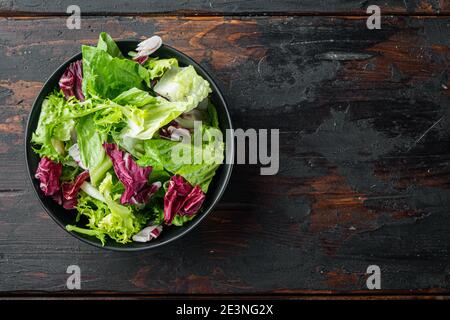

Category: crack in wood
[0, 11, 449, 18]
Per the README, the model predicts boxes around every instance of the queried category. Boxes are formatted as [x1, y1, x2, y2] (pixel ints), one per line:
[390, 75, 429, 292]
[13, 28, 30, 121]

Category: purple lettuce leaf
[179, 185, 205, 216]
[133, 55, 149, 65]
[59, 60, 85, 101]
[61, 171, 90, 209]
[163, 175, 205, 224]
[35, 157, 62, 196]
[159, 121, 191, 142]
[103, 143, 160, 204]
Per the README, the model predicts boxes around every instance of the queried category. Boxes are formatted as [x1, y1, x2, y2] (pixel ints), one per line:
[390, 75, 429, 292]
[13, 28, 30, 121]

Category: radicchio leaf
[61, 171, 90, 209]
[159, 121, 191, 142]
[179, 185, 205, 216]
[163, 175, 205, 224]
[133, 55, 149, 65]
[103, 143, 160, 205]
[132, 225, 162, 242]
[133, 181, 162, 205]
[35, 157, 62, 196]
[59, 60, 85, 101]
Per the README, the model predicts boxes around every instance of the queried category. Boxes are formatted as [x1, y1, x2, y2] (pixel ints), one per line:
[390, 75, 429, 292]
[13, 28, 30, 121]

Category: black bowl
[25, 41, 234, 251]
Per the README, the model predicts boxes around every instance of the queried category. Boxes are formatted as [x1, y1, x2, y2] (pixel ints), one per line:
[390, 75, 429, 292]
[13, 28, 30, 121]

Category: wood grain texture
[0, 0, 449, 15]
[0, 15, 449, 294]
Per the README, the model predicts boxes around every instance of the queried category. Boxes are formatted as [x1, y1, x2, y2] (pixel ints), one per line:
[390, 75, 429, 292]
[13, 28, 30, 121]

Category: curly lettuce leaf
[97, 173, 147, 243]
[66, 225, 107, 245]
[144, 57, 178, 80]
[31, 91, 75, 161]
[171, 214, 196, 226]
[66, 191, 109, 245]
[67, 173, 149, 245]
[92, 105, 124, 134]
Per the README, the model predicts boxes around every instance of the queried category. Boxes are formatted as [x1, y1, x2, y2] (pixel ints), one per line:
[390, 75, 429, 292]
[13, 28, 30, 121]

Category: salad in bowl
[28, 32, 229, 248]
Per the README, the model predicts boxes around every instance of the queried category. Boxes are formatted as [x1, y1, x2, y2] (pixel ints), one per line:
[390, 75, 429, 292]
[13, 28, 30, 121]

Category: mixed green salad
[31, 32, 224, 245]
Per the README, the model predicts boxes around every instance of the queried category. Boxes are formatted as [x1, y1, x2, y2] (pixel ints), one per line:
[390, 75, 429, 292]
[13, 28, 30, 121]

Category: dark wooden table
[0, 1, 449, 298]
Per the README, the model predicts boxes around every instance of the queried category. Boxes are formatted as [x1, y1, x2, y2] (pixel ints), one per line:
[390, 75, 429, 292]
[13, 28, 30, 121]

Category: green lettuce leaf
[144, 57, 178, 80]
[82, 45, 150, 99]
[110, 87, 189, 140]
[137, 126, 224, 192]
[31, 91, 75, 161]
[76, 116, 112, 186]
[66, 225, 107, 245]
[67, 173, 148, 245]
[111, 130, 145, 158]
[207, 100, 220, 128]
[154, 65, 211, 108]
[64, 95, 115, 118]
[97, 32, 124, 58]
[113, 87, 158, 107]
[119, 65, 212, 140]
[61, 163, 82, 182]
[66, 192, 109, 245]
[92, 105, 124, 134]
[124, 98, 189, 140]
[97, 173, 147, 243]
[172, 214, 196, 226]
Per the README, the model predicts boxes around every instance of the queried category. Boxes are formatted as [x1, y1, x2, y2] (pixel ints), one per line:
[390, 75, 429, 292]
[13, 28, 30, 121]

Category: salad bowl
[25, 40, 234, 251]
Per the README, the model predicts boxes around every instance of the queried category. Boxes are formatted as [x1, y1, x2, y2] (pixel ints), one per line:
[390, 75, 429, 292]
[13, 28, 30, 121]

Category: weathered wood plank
[0, 0, 449, 15]
[0, 15, 449, 293]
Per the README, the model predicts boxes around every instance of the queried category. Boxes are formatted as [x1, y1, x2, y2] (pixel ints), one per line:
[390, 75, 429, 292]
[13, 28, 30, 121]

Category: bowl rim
[25, 41, 234, 251]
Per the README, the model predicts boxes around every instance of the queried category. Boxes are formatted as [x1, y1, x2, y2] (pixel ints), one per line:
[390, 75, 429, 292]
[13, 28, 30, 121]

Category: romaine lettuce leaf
[76, 116, 112, 186]
[154, 65, 211, 108]
[137, 126, 224, 192]
[97, 32, 124, 58]
[207, 100, 219, 128]
[113, 87, 158, 107]
[112, 130, 145, 158]
[113, 87, 188, 140]
[107, 87, 187, 140]
[123, 98, 189, 140]
[82, 45, 150, 99]
[118, 65, 212, 140]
